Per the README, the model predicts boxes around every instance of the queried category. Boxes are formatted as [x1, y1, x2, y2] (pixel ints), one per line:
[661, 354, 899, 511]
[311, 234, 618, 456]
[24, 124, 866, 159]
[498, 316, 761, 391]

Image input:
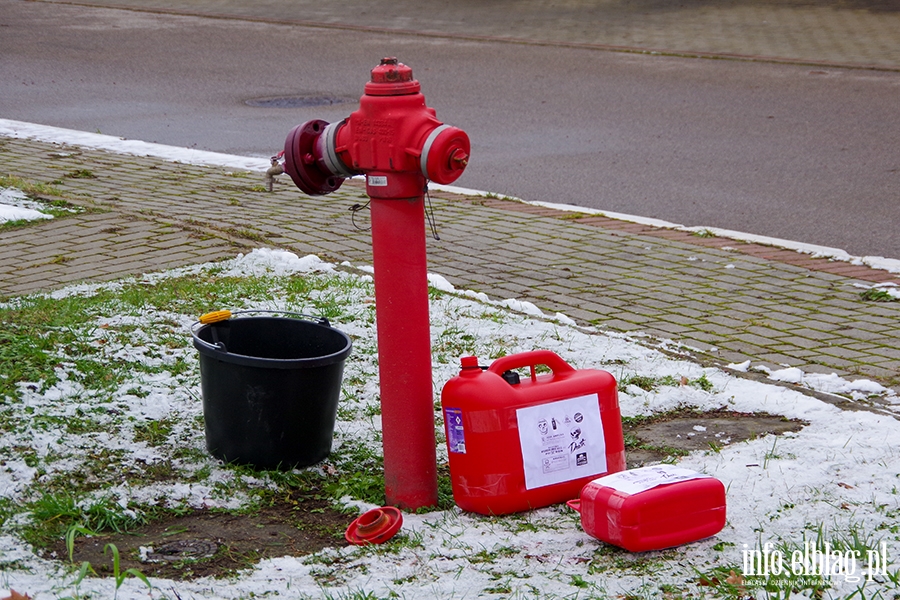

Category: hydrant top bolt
[367, 58, 419, 96]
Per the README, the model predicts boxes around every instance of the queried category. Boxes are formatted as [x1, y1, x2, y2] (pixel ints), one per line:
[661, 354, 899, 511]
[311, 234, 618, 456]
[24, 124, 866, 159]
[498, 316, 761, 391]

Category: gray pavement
[33, 0, 900, 70]
[2, 136, 899, 410]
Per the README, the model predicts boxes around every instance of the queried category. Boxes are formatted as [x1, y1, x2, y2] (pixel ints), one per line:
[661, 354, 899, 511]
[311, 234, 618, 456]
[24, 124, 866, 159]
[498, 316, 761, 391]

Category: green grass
[0, 293, 114, 400]
[860, 288, 899, 302]
[20, 491, 151, 548]
[0, 325, 61, 399]
[0, 497, 14, 529]
[320, 440, 386, 506]
[132, 416, 177, 446]
[432, 325, 478, 362]
[617, 372, 714, 393]
[64, 168, 97, 179]
[1, 174, 66, 197]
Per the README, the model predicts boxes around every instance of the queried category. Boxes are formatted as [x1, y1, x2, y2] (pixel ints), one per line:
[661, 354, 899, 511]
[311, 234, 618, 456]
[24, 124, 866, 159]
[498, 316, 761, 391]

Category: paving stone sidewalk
[2, 136, 899, 405]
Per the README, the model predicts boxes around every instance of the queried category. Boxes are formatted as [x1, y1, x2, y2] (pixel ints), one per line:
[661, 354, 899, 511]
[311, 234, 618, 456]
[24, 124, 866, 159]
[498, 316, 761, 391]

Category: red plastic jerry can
[568, 465, 727, 552]
[440, 350, 626, 515]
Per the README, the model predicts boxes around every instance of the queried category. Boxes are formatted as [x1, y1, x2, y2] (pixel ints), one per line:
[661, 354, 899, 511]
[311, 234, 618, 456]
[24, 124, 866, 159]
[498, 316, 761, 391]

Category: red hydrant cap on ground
[344, 506, 403, 545]
[365, 57, 421, 96]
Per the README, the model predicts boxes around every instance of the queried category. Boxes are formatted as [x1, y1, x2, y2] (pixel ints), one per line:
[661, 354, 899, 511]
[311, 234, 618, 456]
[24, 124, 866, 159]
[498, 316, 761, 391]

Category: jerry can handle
[487, 350, 575, 382]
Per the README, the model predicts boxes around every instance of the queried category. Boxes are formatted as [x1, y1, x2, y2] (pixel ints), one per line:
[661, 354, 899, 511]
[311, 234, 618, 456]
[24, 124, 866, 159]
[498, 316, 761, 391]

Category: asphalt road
[2, 0, 898, 259]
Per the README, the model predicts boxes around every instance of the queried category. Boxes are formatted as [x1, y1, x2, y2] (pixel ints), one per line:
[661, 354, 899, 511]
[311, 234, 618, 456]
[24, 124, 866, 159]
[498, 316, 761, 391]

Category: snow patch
[0, 187, 53, 223]
[756, 365, 892, 399]
[221, 249, 333, 277]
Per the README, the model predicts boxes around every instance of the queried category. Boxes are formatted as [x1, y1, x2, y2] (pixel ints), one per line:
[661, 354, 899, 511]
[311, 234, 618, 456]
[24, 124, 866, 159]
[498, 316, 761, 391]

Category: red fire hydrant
[282, 58, 470, 510]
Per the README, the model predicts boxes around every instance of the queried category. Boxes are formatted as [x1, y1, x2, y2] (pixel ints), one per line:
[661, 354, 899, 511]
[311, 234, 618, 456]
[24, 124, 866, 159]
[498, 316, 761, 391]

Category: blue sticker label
[444, 407, 466, 454]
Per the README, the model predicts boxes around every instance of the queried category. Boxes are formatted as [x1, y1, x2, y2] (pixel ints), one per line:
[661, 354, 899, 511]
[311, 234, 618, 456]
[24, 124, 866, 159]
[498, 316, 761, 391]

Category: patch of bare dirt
[624, 408, 807, 467]
[48, 492, 350, 581]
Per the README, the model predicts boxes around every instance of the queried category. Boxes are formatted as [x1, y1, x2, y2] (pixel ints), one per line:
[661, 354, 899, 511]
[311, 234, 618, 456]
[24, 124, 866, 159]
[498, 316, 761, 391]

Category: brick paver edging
[441, 193, 900, 285]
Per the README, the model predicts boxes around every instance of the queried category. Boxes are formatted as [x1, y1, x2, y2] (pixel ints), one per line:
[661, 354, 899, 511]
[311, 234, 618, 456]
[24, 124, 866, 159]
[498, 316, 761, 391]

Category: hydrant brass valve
[283, 57, 470, 199]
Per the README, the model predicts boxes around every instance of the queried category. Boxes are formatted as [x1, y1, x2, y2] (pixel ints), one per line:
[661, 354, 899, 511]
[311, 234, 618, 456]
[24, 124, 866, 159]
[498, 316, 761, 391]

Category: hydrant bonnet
[365, 57, 421, 96]
[282, 58, 469, 197]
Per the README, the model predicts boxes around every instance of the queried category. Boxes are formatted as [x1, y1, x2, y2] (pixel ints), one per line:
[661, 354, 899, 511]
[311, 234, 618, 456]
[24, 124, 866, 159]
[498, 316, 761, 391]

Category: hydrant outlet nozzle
[420, 124, 471, 185]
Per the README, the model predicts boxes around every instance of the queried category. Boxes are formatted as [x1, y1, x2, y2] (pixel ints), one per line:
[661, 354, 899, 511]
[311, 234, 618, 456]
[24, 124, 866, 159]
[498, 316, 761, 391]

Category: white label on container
[591, 465, 711, 496]
[516, 393, 606, 490]
[367, 175, 388, 187]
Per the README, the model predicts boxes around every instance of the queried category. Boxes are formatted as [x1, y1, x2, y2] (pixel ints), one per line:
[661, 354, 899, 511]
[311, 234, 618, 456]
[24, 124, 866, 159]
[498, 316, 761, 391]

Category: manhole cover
[142, 539, 219, 563]
[244, 95, 353, 108]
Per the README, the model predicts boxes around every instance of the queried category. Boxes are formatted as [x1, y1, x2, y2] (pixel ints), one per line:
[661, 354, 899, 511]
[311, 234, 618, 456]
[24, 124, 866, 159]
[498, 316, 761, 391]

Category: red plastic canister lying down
[568, 465, 726, 552]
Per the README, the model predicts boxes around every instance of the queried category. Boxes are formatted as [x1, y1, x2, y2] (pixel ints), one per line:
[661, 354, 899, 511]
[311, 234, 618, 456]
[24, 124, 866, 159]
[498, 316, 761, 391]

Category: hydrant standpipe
[282, 58, 470, 510]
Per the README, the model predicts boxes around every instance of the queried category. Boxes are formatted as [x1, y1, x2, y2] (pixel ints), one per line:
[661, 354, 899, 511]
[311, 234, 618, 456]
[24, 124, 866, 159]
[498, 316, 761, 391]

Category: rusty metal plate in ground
[143, 539, 220, 562]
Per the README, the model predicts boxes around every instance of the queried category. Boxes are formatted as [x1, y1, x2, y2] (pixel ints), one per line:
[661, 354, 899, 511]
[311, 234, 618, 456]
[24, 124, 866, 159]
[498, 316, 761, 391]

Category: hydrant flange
[283, 119, 346, 196]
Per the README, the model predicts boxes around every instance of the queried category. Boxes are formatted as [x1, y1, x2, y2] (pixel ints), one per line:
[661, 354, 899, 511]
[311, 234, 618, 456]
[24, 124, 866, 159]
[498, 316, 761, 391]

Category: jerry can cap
[460, 356, 480, 369]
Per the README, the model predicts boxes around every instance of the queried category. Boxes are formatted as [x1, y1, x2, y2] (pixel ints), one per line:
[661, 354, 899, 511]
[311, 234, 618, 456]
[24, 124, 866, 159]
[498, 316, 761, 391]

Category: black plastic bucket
[191, 311, 352, 469]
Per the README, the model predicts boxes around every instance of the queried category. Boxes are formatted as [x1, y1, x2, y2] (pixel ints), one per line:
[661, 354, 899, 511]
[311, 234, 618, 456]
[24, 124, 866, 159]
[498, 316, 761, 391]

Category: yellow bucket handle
[199, 310, 233, 324]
